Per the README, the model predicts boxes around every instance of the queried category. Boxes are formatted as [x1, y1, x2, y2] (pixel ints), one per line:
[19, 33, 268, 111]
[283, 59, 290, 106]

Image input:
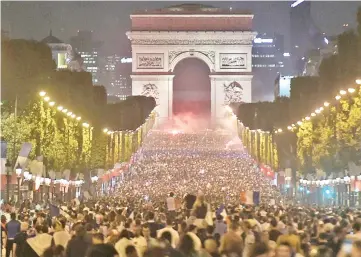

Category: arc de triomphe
[127, 4, 256, 123]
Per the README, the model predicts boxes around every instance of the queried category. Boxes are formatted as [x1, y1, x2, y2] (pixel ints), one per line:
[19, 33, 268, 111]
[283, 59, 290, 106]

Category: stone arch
[169, 51, 215, 72]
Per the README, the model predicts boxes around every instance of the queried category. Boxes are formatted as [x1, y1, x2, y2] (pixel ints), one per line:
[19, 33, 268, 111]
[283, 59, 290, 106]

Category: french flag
[240, 191, 260, 205]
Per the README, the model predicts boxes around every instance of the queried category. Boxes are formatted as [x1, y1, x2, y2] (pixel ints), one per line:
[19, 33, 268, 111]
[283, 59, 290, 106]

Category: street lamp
[5, 160, 11, 203]
[23, 170, 29, 180]
[91, 175, 99, 197]
[15, 163, 22, 204]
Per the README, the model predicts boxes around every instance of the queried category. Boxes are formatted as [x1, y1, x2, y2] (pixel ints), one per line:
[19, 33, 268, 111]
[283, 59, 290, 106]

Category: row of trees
[234, 8, 361, 176]
[1, 39, 156, 173]
[236, 121, 279, 170]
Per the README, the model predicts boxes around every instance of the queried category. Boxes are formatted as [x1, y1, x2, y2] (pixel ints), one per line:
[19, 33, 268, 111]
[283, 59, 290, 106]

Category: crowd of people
[1, 128, 361, 257]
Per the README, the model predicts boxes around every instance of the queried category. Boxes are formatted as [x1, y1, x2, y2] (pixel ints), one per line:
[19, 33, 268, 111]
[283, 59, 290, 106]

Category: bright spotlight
[325, 189, 330, 195]
[103, 128, 109, 133]
[335, 95, 341, 100]
[311, 113, 316, 117]
[76, 116, 81, 121]
[57, 106, 64, 111]
[356, 79, 361, 85]
[348, 88, 355, 93]
[44, 96, 50, 102]
[297, 121, 303, 126]
[340, 90, 347, 95]
[39, 91, 46, 97]
[324, 102, 330, 107]
[62, 108, 68, 113]
[49, 101, 55, 106]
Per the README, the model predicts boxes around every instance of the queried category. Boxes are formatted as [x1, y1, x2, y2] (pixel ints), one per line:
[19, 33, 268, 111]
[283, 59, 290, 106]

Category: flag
[216, 204, 225, 217]
[240, 191, 260, 205]
[49, 203, 60, 217]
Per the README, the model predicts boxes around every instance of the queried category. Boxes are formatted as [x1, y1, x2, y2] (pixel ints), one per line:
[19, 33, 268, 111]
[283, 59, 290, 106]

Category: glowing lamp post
[15, 163, 22, 204]
[91, 176, 99, 197]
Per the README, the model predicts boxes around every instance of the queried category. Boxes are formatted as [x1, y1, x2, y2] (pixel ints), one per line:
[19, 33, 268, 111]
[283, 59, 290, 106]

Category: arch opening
[172, 57, 211, 119]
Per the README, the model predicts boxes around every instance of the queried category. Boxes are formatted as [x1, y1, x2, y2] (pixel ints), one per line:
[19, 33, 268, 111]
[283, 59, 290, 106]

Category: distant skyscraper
[70, 30, 102, 85]
[290, 0, 312, 75]
[116, 57, 132, 100]
[290, 0, 327, 75]
[100, 55, 132, 100]
[252, 33, 286, 101]
[100, 54, 121, 96]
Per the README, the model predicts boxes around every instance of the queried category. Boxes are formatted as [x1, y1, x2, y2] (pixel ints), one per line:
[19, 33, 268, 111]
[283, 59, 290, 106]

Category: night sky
[1, 1, 360, 56]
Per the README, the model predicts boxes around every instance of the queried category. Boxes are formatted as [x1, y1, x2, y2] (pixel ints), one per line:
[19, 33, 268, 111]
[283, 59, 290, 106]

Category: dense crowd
[1, 129, 361, 257]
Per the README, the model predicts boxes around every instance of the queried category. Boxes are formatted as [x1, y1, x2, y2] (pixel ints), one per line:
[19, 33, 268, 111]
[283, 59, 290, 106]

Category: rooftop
[41, 30, 64, 44]
[132, 3, 252, 15]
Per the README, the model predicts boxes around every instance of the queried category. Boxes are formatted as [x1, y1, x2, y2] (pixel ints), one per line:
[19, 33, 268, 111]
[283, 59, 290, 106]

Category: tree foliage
[235, 10, 361, 176]
[1, 39, 156, 173]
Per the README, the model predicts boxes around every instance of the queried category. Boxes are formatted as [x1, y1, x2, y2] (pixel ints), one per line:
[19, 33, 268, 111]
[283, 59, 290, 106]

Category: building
[41, 30, 82, 71]
[127, 3, 255, 122]
[274, 75, 294, 98]
[290, 0, 327, 75]
[70, 30, 102, 84]
[100, 55, 132, 100]
[302, 35, 338, 76]
[115, 57, 132, 100]
[252, 33, 286, 101]
[100, 54, 121, 96]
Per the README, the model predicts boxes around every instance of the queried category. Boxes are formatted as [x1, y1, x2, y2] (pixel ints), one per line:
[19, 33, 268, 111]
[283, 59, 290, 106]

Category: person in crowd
[250, 242, 270, 257]
[12, 222, 29, 257]
[6, 212, 21, 257]
[65, 225, 91, 257]
[42, 245, 65, 257]
[214, 215, 227, 238]
[178, 234, 199, 257]
[275, 242, 293, 257]
[158, 231, 183, 257]
[125, 245, 139, 257]
[146, 212, 160, 239]
[52, 217, 71, 249]
[115, 228, 134, 257]
[219, 221, 243, 257]
[166, 192, 176, 219]
[132, 224, 147, 257]
[86, 233, 118, 257]
[23, 225, 52, 257]
[157, 218, 179, 248]
[277, 224, 302, 254]
[1, 215, 7, 253]
[269, 219, 282, 243]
